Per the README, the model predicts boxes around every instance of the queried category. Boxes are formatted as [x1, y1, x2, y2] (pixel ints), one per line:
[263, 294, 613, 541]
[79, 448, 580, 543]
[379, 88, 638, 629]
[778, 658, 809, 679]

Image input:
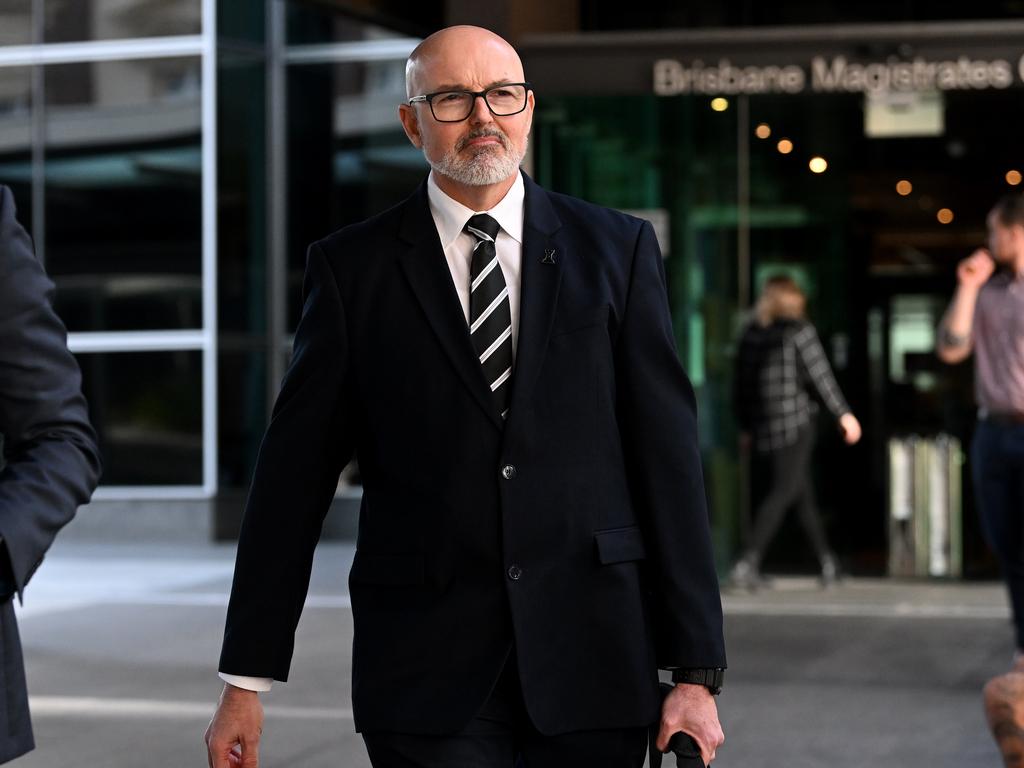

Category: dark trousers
[748, 425, 829, 563]
[361, 655, 648, 768]
[972, 419, 1024, 649]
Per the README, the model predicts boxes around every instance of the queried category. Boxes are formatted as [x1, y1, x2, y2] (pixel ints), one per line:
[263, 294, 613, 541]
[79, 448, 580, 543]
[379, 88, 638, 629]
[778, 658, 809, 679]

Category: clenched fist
[957, 248, 996, 291]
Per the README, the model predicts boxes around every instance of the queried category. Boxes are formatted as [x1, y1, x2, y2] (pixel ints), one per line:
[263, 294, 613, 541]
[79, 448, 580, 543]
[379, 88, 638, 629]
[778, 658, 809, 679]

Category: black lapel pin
[542, 249, 557, 265]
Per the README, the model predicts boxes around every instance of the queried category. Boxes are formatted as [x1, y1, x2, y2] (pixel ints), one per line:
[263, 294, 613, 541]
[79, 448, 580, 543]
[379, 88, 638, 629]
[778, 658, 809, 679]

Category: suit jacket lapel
[397, 182, 502, 429]
[510, 175, 563, 414]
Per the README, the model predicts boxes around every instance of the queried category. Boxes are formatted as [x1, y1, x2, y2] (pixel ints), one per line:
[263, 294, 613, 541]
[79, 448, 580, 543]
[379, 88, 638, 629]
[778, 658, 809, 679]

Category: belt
[980, 410, 1024, 425]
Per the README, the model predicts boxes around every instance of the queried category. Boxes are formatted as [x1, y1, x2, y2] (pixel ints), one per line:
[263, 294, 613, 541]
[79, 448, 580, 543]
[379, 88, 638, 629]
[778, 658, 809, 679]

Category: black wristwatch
[671, 667, 725, 695]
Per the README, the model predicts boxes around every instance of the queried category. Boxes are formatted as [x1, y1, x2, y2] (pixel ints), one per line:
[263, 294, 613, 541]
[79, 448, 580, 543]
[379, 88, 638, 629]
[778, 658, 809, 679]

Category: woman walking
[731, 275, 862, 588]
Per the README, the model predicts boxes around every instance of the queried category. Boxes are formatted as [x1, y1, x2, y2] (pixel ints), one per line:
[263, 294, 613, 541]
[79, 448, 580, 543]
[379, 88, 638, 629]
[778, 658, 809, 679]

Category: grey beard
[430, 134, 527, 187]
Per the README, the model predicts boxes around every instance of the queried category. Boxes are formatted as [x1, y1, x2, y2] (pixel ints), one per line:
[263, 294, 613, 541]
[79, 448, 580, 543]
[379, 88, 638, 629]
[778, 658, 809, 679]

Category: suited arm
[219, 242, 355, 682]
[0, 187, 101, 601]
[614, 220, 726, 671]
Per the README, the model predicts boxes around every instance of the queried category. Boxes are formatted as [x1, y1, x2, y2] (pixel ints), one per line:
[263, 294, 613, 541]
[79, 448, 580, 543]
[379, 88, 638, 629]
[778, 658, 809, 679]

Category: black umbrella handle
[666, 730, 705, 766]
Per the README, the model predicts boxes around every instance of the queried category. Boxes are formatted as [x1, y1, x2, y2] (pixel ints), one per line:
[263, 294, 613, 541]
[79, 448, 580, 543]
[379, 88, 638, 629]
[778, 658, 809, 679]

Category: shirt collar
[427, 170, 525, 250]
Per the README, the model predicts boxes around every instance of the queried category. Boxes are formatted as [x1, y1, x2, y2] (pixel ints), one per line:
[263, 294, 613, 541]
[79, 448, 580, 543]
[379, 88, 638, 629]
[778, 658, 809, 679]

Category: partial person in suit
[0, 185, 101, 763]
[205, 25, 726, 768]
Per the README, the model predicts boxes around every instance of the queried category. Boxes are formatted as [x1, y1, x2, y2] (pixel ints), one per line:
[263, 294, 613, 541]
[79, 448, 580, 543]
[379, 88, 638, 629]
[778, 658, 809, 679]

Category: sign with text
[654, 54, 1024, 96]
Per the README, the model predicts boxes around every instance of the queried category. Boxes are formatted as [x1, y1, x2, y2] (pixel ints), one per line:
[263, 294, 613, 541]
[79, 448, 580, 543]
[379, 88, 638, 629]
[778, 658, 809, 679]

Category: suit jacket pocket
[594, 525, 647, 565]
[349, 552, 425, 585]
[551, 305, 609, 337]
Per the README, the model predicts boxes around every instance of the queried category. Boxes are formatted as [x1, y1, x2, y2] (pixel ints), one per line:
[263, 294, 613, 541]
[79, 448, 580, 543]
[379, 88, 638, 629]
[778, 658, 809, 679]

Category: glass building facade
[0, 1, 424, 519]
[0, 1, 210, 498]
[0, 1, 1019, 575]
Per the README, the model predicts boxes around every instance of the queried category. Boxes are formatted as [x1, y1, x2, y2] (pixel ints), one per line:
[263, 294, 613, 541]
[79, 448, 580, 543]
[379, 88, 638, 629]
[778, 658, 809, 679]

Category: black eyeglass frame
[407, 82, 533, 123]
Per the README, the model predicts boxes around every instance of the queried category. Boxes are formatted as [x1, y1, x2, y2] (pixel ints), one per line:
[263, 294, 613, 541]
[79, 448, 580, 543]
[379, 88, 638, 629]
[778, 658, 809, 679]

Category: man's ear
[399, 104, 423, 149]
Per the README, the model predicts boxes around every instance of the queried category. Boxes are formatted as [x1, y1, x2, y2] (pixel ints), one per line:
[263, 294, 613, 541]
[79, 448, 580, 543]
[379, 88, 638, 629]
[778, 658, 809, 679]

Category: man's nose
[468, 94, 494, 125]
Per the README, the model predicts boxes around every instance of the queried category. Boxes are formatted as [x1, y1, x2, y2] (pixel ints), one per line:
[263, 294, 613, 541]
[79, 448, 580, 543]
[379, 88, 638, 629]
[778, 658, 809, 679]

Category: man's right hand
[205, 683, 264, 768]
[957, 248, 996, 291]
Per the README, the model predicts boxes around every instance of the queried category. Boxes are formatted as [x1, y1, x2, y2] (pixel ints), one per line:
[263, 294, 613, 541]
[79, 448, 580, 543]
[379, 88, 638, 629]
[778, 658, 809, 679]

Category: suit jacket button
[507, 565, 523, 581]
[501, 464, 517, 480]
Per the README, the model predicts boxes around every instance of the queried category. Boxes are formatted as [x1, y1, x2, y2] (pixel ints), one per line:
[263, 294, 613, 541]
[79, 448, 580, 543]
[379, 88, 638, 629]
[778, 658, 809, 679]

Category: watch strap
[671, 667, 724, 694]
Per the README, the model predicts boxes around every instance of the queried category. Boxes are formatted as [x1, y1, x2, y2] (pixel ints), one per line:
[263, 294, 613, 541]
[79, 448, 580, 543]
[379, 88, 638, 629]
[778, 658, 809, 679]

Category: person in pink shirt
[937, 193, 1024, 762]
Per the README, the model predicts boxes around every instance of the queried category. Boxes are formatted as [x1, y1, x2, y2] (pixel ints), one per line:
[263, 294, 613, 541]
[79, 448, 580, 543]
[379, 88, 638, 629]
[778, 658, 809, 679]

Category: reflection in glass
[286, 60, 427, 328]
[77, 350, 203, 485]
[286, 4, 420, 46]
[218, 1, 264, 44]
[218, 349, 267, 489]
[216, 56, 269, 490]
[0, 0, 31, 45]
[44, 57, 202, 332]
[44, 0, 200, 43]
[0, 66, 32, 235]
[218, 56, 266, 336]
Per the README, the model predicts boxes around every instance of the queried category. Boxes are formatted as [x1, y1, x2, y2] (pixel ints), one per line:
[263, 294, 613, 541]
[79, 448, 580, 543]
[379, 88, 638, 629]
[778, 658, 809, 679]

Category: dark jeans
[748, 425, 829, 564]
[972, 419, 1024, 649]
[361, 655, 648, 768]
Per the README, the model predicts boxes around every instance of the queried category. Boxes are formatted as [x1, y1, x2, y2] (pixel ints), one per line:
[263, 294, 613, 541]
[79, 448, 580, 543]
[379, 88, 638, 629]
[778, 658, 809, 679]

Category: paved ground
[10, 540, 1011, 767]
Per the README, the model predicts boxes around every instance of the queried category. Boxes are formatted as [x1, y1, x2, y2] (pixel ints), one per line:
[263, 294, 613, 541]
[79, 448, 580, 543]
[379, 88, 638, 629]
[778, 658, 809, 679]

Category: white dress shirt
[427, 169, 525, 358]
[218, 172, 527, 694]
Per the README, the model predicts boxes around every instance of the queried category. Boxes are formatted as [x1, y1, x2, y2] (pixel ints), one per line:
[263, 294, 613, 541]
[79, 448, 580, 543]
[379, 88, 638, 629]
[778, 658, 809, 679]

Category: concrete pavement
[10, 540, 1010, 767]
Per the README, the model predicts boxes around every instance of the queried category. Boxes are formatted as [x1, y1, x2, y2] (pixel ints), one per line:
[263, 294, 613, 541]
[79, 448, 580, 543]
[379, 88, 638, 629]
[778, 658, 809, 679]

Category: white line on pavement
[110, 593, 353, 609]
[723, 600, 1010, 620]
[16, 592, 352, 619]
[19, 592, 1006, 620]
[29, 696, 353, 721]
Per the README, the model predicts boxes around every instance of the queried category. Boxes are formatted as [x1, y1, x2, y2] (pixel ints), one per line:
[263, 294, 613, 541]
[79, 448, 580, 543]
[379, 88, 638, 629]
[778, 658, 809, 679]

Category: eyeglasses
[408, 83, 532, 123]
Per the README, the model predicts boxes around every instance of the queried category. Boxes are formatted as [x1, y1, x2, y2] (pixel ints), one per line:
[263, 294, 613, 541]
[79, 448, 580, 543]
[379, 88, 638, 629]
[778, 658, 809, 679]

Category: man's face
[400, 32, 534, 188]
[987, 210, 1024, 265]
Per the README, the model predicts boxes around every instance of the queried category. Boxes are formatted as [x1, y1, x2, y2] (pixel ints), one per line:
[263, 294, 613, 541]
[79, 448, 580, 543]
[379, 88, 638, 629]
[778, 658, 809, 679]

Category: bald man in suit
[207, 26, 725, 768]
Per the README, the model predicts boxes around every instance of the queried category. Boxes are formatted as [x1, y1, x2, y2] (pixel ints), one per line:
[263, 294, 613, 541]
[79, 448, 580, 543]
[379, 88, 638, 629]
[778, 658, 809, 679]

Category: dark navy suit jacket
[220, 173, 725, 735]
[0, 186, 100, 762]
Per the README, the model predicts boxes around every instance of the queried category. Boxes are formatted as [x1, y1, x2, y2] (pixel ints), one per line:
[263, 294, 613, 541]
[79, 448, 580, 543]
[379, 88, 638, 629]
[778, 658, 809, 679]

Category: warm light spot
[809, 156, 828, 174]
[896, 180, 913, 196]
[777, 138, 794, 154]
[937, 208, 954, 224]
[755, 123, 771, 139]
[1007, 170, 1022, 186]
[711, 97, 729, 112]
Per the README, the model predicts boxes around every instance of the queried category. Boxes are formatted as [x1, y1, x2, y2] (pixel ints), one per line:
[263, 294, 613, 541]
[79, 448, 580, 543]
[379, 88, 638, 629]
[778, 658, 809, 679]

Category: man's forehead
[408, 32, 524, 93]
[414, 56, 523, 87]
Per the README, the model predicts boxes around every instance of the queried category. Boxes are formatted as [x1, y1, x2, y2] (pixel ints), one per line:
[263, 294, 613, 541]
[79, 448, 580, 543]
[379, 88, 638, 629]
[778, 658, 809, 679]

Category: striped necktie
[465, 213, 513, 420]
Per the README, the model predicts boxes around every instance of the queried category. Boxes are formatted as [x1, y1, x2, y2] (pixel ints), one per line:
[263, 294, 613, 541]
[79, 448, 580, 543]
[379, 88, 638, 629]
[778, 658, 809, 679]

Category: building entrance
[525, 25, 1024, 575]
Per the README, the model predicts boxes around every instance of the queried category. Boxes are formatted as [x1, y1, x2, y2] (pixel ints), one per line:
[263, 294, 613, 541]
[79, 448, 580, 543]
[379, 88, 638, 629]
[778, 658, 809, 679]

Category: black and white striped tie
[465, 213, 513, 420]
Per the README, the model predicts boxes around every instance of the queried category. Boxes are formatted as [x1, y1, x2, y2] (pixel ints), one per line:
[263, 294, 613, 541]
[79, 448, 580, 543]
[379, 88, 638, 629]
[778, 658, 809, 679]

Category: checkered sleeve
[793, 322, 850, 420]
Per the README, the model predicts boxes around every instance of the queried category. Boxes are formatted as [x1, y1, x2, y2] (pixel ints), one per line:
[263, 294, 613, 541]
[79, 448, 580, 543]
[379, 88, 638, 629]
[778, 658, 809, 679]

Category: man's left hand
[656, 683, 724, 765]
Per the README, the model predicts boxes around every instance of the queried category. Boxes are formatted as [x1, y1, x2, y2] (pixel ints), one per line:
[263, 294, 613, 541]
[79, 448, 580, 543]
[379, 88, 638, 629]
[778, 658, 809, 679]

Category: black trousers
[361, 654, 648, 768]
[748, 425, 829, 563]
[972, 419, 1024, 649]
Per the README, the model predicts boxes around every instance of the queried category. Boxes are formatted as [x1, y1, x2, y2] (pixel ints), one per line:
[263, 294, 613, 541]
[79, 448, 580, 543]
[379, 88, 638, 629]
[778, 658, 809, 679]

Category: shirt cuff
[219, 673, 273, 692]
